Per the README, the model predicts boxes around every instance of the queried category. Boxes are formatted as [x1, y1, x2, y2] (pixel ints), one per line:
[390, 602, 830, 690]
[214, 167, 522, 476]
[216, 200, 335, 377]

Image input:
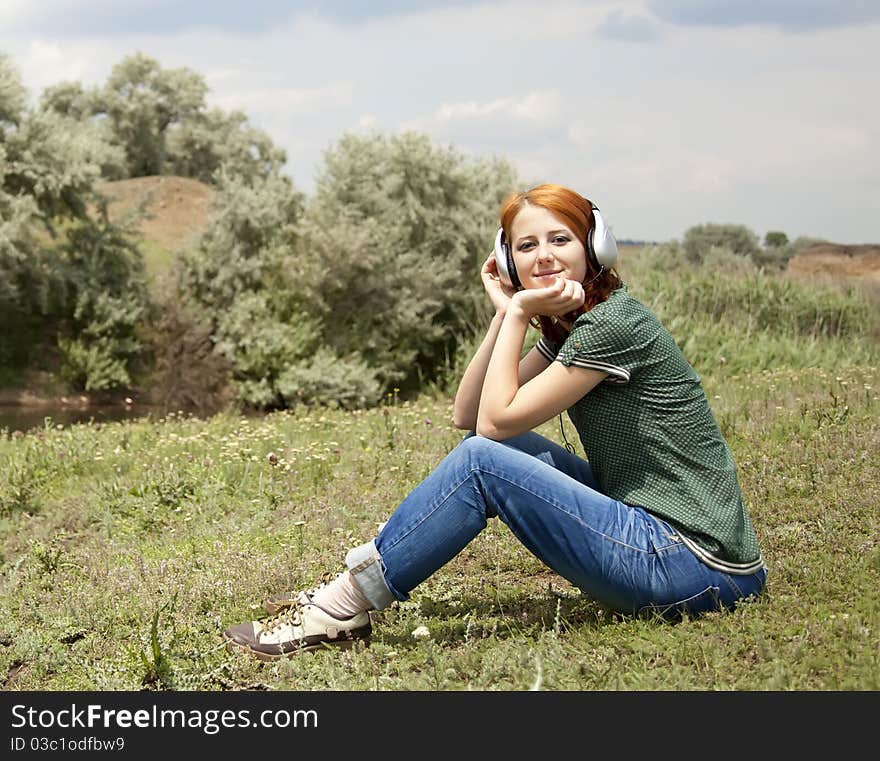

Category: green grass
[1, 360, 878, 690]
[138, 238, 175, 290]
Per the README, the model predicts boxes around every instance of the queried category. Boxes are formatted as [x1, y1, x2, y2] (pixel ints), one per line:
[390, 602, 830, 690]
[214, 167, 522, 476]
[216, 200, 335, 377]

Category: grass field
[1, 356, 877, 690]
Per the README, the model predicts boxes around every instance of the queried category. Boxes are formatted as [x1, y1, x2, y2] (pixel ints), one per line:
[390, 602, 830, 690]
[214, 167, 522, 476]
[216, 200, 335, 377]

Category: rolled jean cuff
[345, 539, 397, 611]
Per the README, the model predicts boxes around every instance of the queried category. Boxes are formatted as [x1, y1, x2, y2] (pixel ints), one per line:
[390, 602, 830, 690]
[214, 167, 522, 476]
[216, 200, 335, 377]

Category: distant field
[785, 243, 880, 282]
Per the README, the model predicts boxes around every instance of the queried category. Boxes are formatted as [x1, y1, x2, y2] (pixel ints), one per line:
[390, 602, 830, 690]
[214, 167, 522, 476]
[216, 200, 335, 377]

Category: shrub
[683, 223, 759, 264]
[764, 231, 789, 248]
[295, 131, 518, 393]
[53, 220, 147, 392]
[276, 348, 382, 410]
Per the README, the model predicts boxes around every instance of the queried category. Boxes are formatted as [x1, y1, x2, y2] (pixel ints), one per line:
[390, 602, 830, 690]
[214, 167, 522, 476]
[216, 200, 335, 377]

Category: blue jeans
[345, 432, 767, 618]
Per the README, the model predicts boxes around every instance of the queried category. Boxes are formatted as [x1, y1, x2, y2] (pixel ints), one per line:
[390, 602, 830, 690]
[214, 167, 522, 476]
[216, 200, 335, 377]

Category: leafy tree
[165, 108, 287, 184]
[295, 131, 518, 392]
[54, 220, 148, 391]
[0, 54, 147, 391]
[179, 167, 304, 310]
[46, 53, 289, 185]
[99, 52, 207, 177]
[40, 81, 126, 179]
[764, 230, 789, 248]
[177, 169, 379, 408]
[0, 55, 37, 372]
[39, 81, 100, 121]
[0, 55, 27, 126]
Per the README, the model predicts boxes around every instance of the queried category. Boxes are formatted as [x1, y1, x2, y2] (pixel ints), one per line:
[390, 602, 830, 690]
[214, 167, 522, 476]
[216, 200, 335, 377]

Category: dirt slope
[97, 175, 214, 254]
[786, 243, 880, 283]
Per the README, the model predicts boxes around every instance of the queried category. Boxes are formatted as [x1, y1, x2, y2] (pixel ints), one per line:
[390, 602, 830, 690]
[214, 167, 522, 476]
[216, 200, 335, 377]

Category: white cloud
[438, 92, 563, 123]
[211, 84, 354, 115]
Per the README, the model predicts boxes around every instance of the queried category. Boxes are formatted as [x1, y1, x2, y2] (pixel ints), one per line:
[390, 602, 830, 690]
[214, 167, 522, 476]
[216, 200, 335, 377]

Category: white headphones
[493, 201, 618, 291]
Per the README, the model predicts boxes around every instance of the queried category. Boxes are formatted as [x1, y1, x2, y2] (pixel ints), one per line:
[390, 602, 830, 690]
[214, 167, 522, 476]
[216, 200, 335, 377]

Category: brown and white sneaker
[263, 572, 340, 615]
[224, 593, 371, 660]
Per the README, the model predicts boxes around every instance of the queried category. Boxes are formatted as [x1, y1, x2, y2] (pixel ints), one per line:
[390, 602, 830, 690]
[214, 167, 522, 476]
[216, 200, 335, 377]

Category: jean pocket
[637, 585, 721, 620]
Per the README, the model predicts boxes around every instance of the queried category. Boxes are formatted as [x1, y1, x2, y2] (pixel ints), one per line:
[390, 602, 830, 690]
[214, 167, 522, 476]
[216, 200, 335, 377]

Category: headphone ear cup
[588, 205, 619, 269]
[494, 227, 522, 290]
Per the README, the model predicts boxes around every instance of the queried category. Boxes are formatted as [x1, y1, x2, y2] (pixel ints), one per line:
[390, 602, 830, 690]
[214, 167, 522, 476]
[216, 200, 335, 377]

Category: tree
[40, 81, 100, 121]
[764, 231, 789, 248]
[55, 220, 148, 391]
[100, 52, 207, 177]
[295, 131, 518, 392]
[0, 55, 27, 126]
[0, 53, 147, 390]
[165, 108, 287, 184]
[177, 132, 519, 408]
[175, 168, 370, 408]
[37, 53, 288, 186]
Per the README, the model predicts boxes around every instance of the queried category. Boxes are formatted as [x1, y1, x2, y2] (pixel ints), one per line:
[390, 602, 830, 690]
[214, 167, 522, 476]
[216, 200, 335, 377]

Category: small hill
[97, 176, 215, 281]
[786, 243, 880, 283]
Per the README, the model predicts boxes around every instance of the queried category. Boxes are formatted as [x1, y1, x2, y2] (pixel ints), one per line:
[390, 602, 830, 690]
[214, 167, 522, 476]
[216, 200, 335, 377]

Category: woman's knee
[457, 433, 507, 463]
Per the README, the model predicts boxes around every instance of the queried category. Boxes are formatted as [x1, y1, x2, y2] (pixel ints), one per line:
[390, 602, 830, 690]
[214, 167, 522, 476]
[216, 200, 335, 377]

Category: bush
[276, 348, 382, 410]
[295, 131, 518, 393]
[177, 170, 312, 407]
[764, 231, 788, 248]
[683, 223, 759, 264]
[700, 245, 759, 275]
[752, 245, 793, 271]
[137, 290, 234, 414]
[2, 54, 146, 392]
[213, 291, 321, 408]
[53, 220, 147, 392]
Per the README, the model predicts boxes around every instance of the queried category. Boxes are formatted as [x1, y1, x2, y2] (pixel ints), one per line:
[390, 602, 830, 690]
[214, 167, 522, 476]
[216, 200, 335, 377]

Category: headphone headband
[493, 198, 618, 290]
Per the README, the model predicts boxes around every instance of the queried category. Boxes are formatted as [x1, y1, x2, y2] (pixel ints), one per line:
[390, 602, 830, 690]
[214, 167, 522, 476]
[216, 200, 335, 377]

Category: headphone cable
[558, 413, 577, 455]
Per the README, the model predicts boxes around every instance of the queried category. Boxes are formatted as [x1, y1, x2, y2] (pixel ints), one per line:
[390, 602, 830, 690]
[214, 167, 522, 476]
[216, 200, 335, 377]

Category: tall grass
[621, 250, 880, 376]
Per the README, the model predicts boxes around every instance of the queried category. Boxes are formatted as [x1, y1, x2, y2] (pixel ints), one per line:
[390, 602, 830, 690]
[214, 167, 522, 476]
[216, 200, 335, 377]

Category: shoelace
[276, 571, 341, 605]
[260, 602, 304, 636]
[260, 571, 343, 636]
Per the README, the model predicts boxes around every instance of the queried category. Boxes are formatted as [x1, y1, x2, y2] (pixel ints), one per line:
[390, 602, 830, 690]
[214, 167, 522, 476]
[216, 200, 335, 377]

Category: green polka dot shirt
[536, 285, 762, 571]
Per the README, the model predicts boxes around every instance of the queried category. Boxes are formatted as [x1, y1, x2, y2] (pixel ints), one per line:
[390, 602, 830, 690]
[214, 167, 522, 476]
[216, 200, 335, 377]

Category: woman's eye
[553, 236, 569, 244]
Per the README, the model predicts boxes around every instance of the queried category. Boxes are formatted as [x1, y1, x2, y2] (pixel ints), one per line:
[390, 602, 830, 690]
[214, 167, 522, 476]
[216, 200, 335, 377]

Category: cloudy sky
[2, 0, 878, 243]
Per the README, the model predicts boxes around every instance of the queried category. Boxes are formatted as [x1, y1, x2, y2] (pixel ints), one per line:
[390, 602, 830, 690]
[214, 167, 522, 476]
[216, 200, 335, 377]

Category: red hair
[499, 183, 622, 342]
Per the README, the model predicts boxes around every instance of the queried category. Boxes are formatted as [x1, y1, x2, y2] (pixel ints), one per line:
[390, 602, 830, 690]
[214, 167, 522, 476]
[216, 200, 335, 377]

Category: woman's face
[509, 204, 587, 289]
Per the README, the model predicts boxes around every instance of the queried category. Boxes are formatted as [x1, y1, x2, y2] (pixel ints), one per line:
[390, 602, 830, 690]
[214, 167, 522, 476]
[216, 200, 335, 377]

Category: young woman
[224, 184, 766, 660]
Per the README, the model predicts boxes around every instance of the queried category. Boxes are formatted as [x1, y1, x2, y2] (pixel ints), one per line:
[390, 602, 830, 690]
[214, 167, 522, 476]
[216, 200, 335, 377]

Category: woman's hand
[510, 276, 585, 319]
[481, 254, 517, 315]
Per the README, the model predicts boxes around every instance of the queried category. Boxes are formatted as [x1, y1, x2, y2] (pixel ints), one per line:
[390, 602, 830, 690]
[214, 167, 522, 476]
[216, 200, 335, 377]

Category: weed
[138, 593, 178, 690]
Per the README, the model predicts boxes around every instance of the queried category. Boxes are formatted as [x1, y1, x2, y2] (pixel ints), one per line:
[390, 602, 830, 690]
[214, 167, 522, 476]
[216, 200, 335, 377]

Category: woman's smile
[534, 269, 563, 283]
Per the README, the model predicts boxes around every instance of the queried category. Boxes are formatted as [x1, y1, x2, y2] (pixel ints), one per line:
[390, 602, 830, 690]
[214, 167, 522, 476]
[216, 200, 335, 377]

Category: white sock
[311, 571, 371, 619]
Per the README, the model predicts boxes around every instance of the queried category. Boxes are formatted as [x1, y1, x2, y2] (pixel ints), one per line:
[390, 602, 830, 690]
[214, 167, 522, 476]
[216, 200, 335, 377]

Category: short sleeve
[555, 304, 645, 384]
[534, 335, 560, 362]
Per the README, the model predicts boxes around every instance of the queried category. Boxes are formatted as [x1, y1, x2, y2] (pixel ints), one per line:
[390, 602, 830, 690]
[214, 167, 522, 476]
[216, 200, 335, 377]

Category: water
[0, 403, 163, 434]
